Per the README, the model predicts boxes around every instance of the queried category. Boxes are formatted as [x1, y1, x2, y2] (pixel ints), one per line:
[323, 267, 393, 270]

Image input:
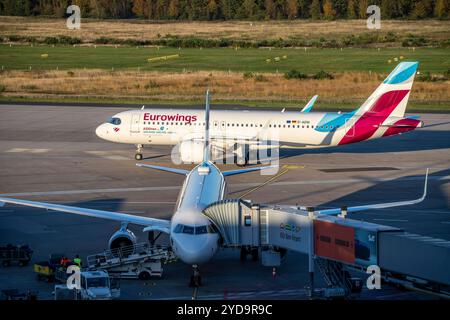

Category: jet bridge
[203, 199, 450, 299]
[204, 199, 313, 254]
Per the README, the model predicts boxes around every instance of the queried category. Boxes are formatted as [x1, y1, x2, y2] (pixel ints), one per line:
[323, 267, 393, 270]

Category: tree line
[0, 0, 448, 20]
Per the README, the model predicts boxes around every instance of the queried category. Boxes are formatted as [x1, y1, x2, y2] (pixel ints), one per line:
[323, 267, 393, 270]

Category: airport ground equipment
[1, 289, 38, 300]
[0, 244, 33, 267]
[203, 199, 450, 299]
[54, 270, 120, 300]
[34, 253, 65, 282]
[86, 242, 176, 280]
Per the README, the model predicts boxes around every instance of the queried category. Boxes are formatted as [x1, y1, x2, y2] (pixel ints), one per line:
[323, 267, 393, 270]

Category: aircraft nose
[172, 234, 218, 265]
[95, 124, 108, 139]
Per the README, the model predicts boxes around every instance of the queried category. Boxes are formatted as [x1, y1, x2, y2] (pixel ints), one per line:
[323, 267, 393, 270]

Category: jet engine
[179, 140, 205, 163]
[108, 226, 137, 251]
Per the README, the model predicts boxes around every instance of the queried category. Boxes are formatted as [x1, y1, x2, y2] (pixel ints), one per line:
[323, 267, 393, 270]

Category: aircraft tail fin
[203, 90, 211, 164]
[355, 62, 419, 118]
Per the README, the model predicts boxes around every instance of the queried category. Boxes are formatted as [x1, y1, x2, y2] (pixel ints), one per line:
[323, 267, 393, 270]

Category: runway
[0, 103, 449, 300]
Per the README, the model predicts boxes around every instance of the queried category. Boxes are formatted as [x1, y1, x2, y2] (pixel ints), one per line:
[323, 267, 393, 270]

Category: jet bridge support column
[307, 207, 315, 298]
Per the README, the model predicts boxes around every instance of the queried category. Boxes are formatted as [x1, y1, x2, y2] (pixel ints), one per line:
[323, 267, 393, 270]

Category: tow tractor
[34, 253, 64, 282]
[86, 242, 176, 280]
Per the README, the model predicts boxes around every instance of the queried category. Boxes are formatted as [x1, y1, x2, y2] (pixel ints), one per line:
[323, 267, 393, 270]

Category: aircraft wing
[136, 163, 189, 175]
[314, 169, 428, 216]
[301, 95, 318, 112]
[0, 196, 170, 228]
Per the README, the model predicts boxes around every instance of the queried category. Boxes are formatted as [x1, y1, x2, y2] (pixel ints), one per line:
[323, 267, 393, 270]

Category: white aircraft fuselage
[96, 108, 422, 152]
[169, 162, 224, 265]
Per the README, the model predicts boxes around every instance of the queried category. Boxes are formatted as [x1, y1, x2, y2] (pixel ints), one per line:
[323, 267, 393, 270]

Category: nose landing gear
[189, 264, 202, 288]
[135, 144, 143, 161]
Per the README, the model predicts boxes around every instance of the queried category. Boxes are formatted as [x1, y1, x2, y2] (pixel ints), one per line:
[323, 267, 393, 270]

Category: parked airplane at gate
[0, 90, 428, 286]
[95, 62, 423, 164]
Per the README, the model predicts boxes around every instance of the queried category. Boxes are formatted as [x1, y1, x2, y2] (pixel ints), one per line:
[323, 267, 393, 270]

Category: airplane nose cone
[172, 234, 218, 265]
[95, 124, 108, 139]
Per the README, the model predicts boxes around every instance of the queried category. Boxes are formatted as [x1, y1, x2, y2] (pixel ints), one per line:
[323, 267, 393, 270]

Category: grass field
[0, 16, 449, 111]
[0, 44, 449, 111]
[1, 17, 449, 42]
[1, 44, 449, 73]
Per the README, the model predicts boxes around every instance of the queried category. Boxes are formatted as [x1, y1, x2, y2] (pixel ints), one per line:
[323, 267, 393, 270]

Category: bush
[21, 84, 38, 90]
[402, 34, 428, 47]
[44, 36, 81, 45]
[95, 37, 116, 44]
[243, 72, 254, 79]
[0, 84, 6, 93]
[284, 69, 307, 80]
[144, 81, 160, 89]
[254, 74, 267, 82]
[313, 70, 334, 80]
[443, 69, 450, 78]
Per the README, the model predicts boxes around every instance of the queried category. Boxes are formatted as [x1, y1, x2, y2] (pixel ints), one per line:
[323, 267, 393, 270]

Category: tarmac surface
[0, 104, 449, 300]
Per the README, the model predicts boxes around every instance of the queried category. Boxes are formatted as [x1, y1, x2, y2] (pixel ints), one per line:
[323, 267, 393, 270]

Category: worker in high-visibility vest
[73, 254, 82, 267]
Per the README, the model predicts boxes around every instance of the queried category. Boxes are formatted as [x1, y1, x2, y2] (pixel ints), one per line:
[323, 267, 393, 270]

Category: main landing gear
[240, 246, 259, 262]
[189, 264, 202, 288]
[235, 144, 250, 167]
[135, 144, 143, 161]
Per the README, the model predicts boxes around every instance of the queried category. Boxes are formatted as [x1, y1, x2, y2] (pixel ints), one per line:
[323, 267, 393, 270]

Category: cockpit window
[173, 224, 183, 233]
[108, 117, 121, 125]
[182, 226, 194, 235]
[174, 224, 216, 234]
[195, 225, 208, 234]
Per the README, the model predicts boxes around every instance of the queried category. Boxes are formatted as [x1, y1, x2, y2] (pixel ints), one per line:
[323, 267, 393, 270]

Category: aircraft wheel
[138, 271, 151, 280]
[135, 153, 143, 161]
[236, 154, 249, 167]
[240, 247, 248, 261]
[251, 248, 259, 261]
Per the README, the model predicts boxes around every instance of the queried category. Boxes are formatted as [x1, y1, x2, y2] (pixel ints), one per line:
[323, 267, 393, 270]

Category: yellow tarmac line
[238, 165, 298, 199]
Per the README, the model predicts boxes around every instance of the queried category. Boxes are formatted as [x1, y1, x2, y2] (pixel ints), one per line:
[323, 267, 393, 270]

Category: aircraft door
[220, 121, 226, 136]
[130, 113, 141, 134]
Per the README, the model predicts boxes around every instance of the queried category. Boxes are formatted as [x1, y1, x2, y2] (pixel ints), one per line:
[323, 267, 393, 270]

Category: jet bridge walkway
[203, 199, 450, 299]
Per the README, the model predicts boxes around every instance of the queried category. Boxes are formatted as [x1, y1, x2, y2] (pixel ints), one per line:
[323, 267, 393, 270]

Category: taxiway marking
[1, 175, 442, 198]
[85, 151, 129, 161]
[373, 218, 409, 222]
[5, 148, 50, 153]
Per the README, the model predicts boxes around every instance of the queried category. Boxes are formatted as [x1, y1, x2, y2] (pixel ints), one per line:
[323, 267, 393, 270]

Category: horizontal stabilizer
[222, 165, 278, 177]
[136, 163, 189, 175]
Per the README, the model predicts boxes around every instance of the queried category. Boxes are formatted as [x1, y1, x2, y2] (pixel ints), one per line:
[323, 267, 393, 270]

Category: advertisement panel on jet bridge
[265, 208, 312, 254]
